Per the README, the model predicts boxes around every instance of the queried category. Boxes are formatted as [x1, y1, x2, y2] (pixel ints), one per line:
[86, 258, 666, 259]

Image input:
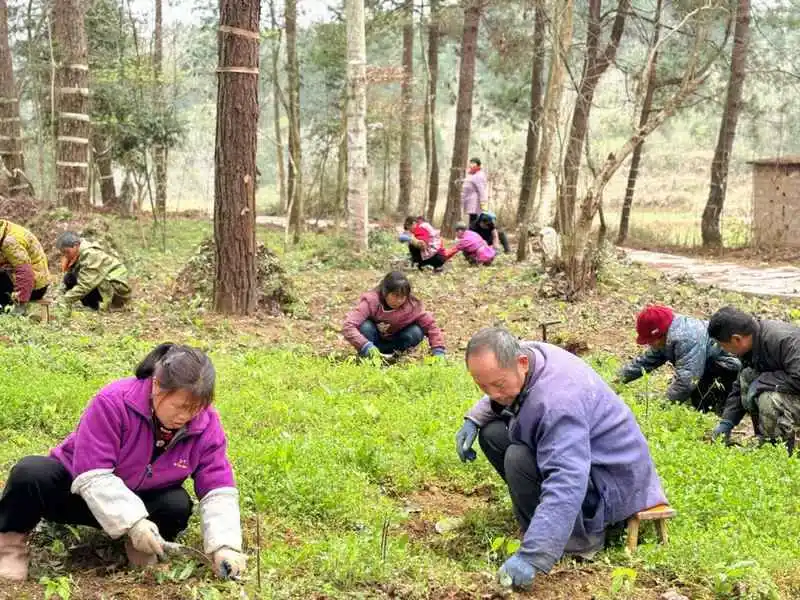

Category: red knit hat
[635, 305, 674, 345]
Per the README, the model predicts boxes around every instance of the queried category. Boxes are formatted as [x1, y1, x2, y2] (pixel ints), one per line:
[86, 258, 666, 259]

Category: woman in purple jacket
[0, 344, 246, 582]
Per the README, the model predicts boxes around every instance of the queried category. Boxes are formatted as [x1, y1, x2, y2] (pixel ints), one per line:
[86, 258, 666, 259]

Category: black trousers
[689, 363, 739, 416]
[478, 420, 542, 529]
[63, 271, 102, 310]
[0, 456, 192, 541]
[408, 246, 446, 270]
[0, 272, 48, 307]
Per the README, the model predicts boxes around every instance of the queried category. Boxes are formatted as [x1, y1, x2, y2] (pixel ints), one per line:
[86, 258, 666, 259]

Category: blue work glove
[431, 347, 446, 358]
[497, 553, 536, 589]
[712, 419, 734, 442]
[359, 342, 379, 358]
[398, 232, 412, 243]
[455, 419, 478, 462]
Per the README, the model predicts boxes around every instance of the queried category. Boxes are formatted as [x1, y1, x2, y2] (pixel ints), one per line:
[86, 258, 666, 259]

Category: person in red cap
[617, 305, 741, 414]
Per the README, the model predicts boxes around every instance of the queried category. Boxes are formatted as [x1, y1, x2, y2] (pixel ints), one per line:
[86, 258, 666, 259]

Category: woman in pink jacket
[0, 344, 245, 582]
[443, 223, 496, 266]
[342, 271, 446, 359]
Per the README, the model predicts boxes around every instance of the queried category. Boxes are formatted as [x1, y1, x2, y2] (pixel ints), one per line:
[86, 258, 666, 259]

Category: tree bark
[531, 0, 573, 227]
[286, 0, 303, 243]
[213, 0, 260, 315]
[335, 98, 348, 223]
[346, 0, 368, 250]
[442, 0, 482, 237]
[515, 1, 546, 261]
[701, 0, 750, 248]
[557, 0, 629, 235]
[153, 0, 167, 219]
[0, 0, 30, 196]
[397, 0, 413, 216]
[617, 0, 662, 245]
[268, 0, 287, 213]
[54, 0, 91, 210]
[424, 0, 440, 223]
[92, 130, 119, 210]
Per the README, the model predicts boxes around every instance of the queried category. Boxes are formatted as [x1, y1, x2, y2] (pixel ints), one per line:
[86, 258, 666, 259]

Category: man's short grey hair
[55, 231, 81, 250]
[465, 327, 522, 369]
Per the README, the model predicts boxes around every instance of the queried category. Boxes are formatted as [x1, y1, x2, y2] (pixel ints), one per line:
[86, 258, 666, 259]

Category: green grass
[1, 320, 799, 598]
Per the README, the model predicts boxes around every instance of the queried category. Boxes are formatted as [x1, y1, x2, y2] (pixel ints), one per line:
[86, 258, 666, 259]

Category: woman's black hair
[135, 343, 216, 407]
[403, 216, 416, 230]
[376, 271, 412, 301]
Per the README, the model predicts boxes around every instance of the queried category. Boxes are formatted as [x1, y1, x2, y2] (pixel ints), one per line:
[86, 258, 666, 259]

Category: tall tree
[268, 0, 287, 213]
[397, 0, 413, 216]
[514, 1, 546, 261]
[213, 0, 260, 314]
[153, 0, 167, 219]
[346, 0, 368, 250]
[54, 0, 91, 210]
[442, 0, 483, 237]
[92, 131, 118, 208]
[701, 0, 750, 247]
[0, 0, 30, 196]
[286, 0, 303, 243]
[556, 0, 629, 234]
[423, 0, 440, 222]
[616, 0, 663, 245]
[532, 0, 573, 228]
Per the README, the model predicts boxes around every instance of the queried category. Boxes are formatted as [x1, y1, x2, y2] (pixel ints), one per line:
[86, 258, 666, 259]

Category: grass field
[1, 216, 799, 599]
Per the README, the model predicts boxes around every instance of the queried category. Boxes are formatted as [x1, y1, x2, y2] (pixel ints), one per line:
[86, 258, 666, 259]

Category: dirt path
[623, 248, 800, 298]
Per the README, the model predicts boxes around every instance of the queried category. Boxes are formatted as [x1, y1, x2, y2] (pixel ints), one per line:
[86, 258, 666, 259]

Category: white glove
[213, 547, 247, 579]
[128, 519, 165, 558]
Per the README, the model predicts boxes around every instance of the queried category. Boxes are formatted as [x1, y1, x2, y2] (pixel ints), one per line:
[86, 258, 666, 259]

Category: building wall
[753, 164, 800, 247]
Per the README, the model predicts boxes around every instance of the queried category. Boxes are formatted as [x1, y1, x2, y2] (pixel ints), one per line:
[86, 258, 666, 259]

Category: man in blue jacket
[455, 327, 667, 590]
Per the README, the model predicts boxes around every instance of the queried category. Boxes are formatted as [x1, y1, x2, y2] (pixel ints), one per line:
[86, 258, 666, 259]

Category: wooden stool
[33, 299, 51, 323]
[626, 504, 676, 552]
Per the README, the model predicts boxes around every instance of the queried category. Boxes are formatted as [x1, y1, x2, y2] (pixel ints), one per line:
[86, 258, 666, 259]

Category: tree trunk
[442, 0, 482, 237]
[424, 0, 440, 223]
[346, 0, 368, 251]
[153, 0, 167, 219]
[286, 0, 303, 243]
[701, 0, 750, 248]
[0, 0, 30, 196]
[335, 98, 348, 223]
[268, 0, 286, 214]
[92, 130, 119, 210]
[616, 0, 662, 245]
[54, 0, 90, 210]
[532, 0, 573, 227]
[397, 0, 413, 216]
[213, 0, 260, 315]
[557, 0, 628, 236]
[515, 1, 546, 261]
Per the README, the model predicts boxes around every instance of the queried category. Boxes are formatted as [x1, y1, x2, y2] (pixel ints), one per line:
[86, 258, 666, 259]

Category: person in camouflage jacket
[0, 220, 50, 313]
[55, 231, 131, 314]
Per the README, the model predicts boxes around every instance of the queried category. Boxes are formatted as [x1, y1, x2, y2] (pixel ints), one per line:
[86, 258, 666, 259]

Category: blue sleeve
[666, 338, 705, 401]
[519, 408, 591, 573]
[618, 348, 667, 383]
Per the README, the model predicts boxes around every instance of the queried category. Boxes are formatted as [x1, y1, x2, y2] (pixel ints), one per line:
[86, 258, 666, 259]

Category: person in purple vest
[0, 344, 245, 582]
[454, 328, 667, 590]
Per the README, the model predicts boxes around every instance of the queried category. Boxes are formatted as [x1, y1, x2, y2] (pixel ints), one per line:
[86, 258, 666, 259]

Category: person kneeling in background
[56, 231, 132, 314]
[0, 344, 246, 582]
[399, 216, 447, 271]
[342, 270, 446, 360]
[0, 219, 50, 315]
[618, 305, 740, 415]
[442, 223, 496, 266]
[470, 211, 510, 254]
[709, 306, 800, 453]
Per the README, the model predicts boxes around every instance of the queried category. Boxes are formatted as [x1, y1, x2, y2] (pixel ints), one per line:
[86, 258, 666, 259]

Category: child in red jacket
[342, 271, 446, 359]
[400, 216, 446, 271]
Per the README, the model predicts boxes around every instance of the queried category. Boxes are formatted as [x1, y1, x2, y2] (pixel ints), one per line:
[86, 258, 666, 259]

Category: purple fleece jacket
[467, 342, 667, 573]
[51, 377, 236, 499]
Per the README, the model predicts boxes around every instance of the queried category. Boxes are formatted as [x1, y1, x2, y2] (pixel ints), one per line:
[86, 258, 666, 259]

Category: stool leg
[626, 518, 640, 553]
[655, 519, 668, 545]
